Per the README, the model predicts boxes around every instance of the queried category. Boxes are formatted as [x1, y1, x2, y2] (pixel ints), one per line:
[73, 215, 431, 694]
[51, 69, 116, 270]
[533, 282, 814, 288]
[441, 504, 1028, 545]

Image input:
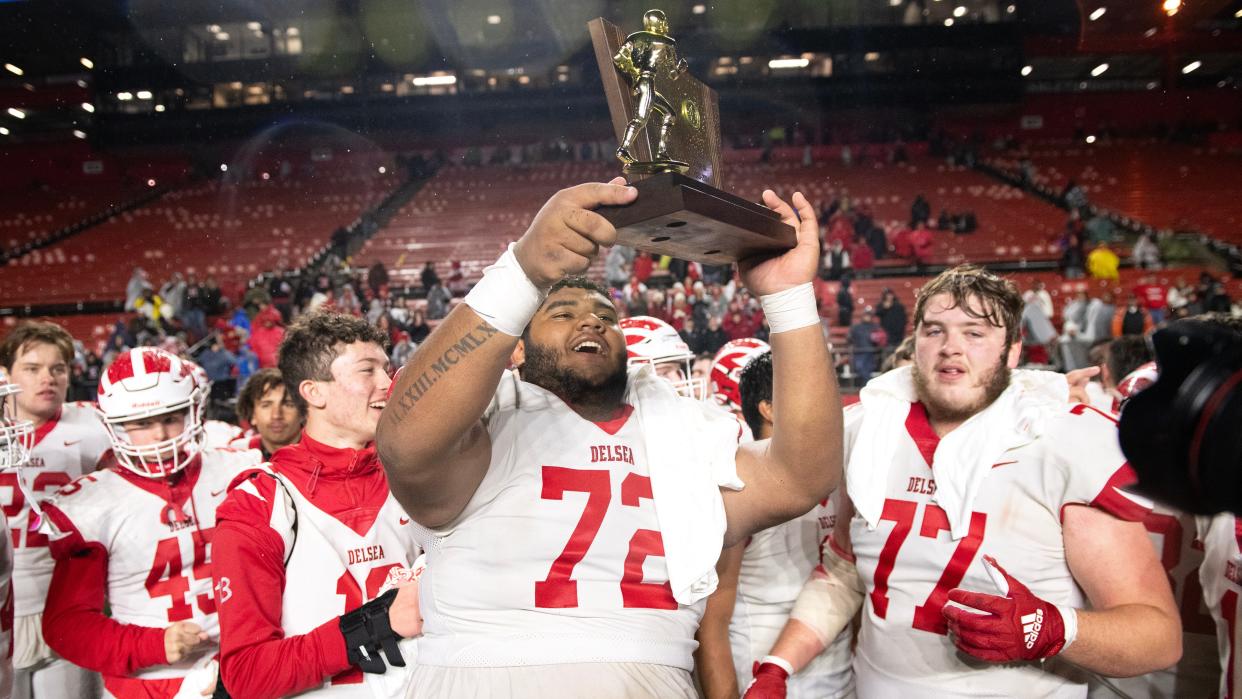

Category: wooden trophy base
[596, 172, 797, 265]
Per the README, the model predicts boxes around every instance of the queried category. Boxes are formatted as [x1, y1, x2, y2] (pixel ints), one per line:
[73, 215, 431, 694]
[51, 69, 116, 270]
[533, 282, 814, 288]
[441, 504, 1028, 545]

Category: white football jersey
[730, 492, 853, 698]
[847, 402, 1150, 699]
[42, 447, 261, 680]
[231, 467, 421, 697]
[1088, 505, 1218, 698]
[1200, 512, 1242, 699]
[412, 373, 738, 671]
[0, 402, 110, 615]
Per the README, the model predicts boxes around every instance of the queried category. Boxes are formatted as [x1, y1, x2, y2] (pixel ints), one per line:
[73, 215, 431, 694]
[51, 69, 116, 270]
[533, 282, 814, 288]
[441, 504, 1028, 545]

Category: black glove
[339, 588, 406, 674]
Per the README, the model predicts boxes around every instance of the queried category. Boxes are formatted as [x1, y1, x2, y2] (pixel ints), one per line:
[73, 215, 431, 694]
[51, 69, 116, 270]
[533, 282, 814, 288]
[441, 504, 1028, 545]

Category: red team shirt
[0, 402, 110, 617]
[844, 402, 1150, 698]
[40, 447, 262, 698]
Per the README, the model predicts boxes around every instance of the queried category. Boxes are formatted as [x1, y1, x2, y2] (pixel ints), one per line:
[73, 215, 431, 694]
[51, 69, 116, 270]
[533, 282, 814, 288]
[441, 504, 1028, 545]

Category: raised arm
[376, 179, 636, 527]
[724, 191, 842, 543]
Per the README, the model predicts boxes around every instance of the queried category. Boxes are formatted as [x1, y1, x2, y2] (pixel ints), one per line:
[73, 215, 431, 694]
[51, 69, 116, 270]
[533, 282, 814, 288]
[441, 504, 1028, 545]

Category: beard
[519, 341, 628, 411]
[912, 350, 1012, 426]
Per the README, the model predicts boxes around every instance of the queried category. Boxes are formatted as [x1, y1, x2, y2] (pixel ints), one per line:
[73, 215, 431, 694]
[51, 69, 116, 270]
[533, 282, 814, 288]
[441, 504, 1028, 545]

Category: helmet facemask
[0, 383, 34, 472]
[101, 398, 205, 478]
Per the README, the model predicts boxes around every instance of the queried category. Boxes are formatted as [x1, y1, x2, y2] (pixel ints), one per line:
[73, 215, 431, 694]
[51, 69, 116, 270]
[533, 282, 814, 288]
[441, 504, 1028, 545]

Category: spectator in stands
[1133, 274, 1169, 326]
[837, 277, 854, 327]
[723, 304, 756, 341]
[1022, 290, 1058, 365]
[237, 340, 259, 385]
[821, 239, 850, 280]
[1063, 179, 1088, 211]
[420, 260, 440, 292]
[1166, 276, 1192, 315]
[679, 316, 704, 355]
[1087, 242, 1120, 283]
[367, 261, 389, 298]
[849, 235, 875, 277]
[182, 273, 208, 338]
[605, 245, 634, 288]
[876, 289, 908, 350]
[1200, 274, 1232, 313]
[1085, 214, 1115, 244]
[1132, 232, 1162, 270]
[132, 286, 171, 334]
[160, 273, 187, 322]
[910, 222, 934, 268]
[249, 305, 285, 369]
[910, 194, 931, 228]
[848, 309, 884, 383]
[391, 330, 416, 369]
[197, 336, 238, 401]
[701, 315, 729, 355]
[202, 277, 223, 316]
[425, 279, 452, 320]
[1117, 295, 1149, 336]
[403, 305, 431, 344]
[1059, 230, 1086, 279]
[1063, 290, 1090, 331]
[1031, 280, 1054, 319]
[1085, 291, 1116, 344]
[447, 260, 468, 295]
[124, 267, 148, 311]
[268, 267, 295, 322]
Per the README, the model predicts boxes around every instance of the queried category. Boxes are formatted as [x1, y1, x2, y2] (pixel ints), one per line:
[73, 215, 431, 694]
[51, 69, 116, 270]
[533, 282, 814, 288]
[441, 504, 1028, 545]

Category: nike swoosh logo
[399, 517, 410, 525]
[63, 439, 82, 447]
[211, 488, 227, 497]
[991, 460, 1019, 469]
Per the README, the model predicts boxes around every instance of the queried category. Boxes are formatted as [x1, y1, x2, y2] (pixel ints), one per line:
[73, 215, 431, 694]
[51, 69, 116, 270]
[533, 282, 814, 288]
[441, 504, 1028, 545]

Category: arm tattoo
[386, 321, 500, 425]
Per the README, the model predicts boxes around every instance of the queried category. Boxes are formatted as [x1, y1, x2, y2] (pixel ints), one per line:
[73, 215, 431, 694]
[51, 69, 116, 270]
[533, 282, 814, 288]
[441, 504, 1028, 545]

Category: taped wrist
[339, 588, 405, 674]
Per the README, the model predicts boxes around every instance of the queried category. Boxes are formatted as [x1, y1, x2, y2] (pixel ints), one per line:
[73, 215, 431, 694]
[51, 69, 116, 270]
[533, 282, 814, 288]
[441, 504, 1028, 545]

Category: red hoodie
[248, 305, 285, 369]
[212, 432, 392, 699]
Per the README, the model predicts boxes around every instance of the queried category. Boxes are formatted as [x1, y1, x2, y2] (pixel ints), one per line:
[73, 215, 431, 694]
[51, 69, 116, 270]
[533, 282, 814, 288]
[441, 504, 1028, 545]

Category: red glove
[941, 555, 1077, 663]
[743, 660, 790, 699]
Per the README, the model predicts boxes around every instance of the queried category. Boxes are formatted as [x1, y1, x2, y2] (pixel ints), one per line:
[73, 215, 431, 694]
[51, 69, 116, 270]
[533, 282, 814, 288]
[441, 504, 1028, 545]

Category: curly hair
[278, 312, 389, 411]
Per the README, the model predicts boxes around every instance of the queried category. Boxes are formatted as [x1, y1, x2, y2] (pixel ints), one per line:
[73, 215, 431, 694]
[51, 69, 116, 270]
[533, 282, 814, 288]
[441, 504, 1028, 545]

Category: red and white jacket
[212, 432, 419, 699]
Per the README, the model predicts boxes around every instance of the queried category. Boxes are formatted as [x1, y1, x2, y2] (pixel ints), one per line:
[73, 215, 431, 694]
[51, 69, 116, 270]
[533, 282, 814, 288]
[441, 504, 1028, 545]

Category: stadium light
[73, 130, 86, 139]
[1090, 7, 1107, 20]
[487, 15, 501, 24]
[1086, 135, 1097, 144]
[1021, 65, 1033, 76]
[136, 90, 152, 100]
[378, 166, 387, 174]
[216, 32, 230, 41]
[247, 21, 261, 31]
[1091, 63, 1109, 76]
[117, 91, 133, 100]
[6, 108, 24, 119]
[220, 164, 228, 172]
[692, 4, 706, 13]
[412, 75, 457, 86]
[953, 6, 966, 17]
[5, 64, 22, 76]
[1183, 60, 1201, 74]
[81, 102, 95, 113]
[0, 127, 9, 136]
[944, 18, 954, 26]
[1162, 0, 1180, 16]
[147, 179, 156, 187]
[889, 0, 902, 6]
[80, 57, 93, 69]
[1236, 8, 1242, 18]
[1006, 4, 1016, 12]
[154, 104, 166, 112]
[768, 58, 810, 69]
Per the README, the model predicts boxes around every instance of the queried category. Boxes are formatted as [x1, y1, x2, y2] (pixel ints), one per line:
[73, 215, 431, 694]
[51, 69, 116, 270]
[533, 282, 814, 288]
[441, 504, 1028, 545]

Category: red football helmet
[97, 348, 206, 478]
[1117, 361, 1159, 402]
[620, 315, 705, 399]
[710, 338, 771, 413]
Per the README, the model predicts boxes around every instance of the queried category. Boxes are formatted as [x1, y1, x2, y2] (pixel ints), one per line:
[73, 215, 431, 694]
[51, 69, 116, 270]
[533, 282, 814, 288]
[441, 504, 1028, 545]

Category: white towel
[847, 366, 1068, 539]
[629, 365, 743, 606]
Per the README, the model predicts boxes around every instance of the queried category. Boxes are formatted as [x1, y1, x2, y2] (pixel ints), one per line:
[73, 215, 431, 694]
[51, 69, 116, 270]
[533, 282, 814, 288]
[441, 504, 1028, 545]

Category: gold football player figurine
[613, 9, 690, 173]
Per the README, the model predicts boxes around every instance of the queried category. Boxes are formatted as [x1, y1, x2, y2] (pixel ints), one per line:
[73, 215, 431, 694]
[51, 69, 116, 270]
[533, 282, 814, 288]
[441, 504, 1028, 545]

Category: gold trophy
[589, 9, 795, 264]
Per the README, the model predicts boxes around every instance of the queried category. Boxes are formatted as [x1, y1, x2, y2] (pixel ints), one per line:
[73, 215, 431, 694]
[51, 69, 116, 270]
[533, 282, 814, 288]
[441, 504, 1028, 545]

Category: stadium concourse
[3, 0, 1242, 697]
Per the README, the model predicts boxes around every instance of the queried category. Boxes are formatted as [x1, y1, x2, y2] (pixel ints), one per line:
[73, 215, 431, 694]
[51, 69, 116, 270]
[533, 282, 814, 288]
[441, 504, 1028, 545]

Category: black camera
[1119, 319, 1242, 516]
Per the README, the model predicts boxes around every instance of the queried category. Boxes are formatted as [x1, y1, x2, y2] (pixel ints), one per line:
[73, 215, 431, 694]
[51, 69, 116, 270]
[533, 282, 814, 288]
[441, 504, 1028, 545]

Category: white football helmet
[0, 380, 33, 471]
[710, 337, 771, 414]
[97, 347, 206, 478]
[1117, 361, 1159, 405]
[620, 315, 705, 399]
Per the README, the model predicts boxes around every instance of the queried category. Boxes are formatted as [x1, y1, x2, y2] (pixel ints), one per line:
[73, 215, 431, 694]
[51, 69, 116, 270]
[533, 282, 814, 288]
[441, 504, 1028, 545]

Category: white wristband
[760, 655, 795, 676]
[464, 243, 546, 337]
[760, 282, 819, 334]
[1056, 604, 1078, 652]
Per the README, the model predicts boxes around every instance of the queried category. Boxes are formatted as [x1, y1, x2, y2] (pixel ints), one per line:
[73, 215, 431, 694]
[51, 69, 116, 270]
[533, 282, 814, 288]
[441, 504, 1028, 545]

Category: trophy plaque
[588, 10, 796, 265]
